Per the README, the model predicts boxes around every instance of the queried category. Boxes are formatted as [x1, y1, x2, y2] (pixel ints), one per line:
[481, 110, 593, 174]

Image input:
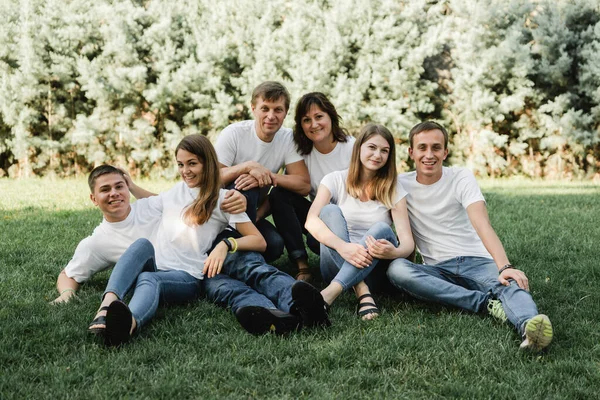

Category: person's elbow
[255, 235, 267, 253]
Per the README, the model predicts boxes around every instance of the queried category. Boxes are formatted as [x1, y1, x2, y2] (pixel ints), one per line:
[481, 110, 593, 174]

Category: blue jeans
[387, 256, 539, 335]
[319, 204, 398, 291]
[205, 251, 296, 313]
[103, 239, 202, 330]
[224, 183, 284, 262]
[269, 187, 320, 261]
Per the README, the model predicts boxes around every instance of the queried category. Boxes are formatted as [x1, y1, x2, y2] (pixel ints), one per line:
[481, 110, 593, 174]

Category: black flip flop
[104, 300, 133, 347]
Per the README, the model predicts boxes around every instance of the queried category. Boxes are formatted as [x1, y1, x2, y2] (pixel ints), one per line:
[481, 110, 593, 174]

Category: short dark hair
[293, 92, 349, 156]
[409, 121, 449, 149]
[88, 165, 124, 192]
[251, 81, 291, 111]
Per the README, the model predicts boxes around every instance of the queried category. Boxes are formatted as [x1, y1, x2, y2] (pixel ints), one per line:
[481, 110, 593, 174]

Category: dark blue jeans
[269, 187, 320, 262]
[205, 251, 296, 313]
[224, 183, 284, 262]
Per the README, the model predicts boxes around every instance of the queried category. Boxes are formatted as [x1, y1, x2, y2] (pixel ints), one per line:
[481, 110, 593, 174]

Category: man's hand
[248, 165, 272, 188]
[234, 174, 260, 191]
[220, 189, 247, 214]
[203, 242, 228, 278]
[499, 268, 529, 291]
[338, 242, 373, 269]
[365, 236, 397, 260]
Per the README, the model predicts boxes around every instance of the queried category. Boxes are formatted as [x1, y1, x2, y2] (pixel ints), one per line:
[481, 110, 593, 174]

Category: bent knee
[386, 259, 416, 283]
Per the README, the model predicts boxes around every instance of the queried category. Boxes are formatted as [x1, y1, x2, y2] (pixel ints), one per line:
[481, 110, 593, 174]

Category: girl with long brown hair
[305, 124, 414, 320]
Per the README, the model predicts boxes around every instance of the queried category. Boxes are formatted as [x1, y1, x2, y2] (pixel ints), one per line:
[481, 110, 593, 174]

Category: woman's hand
[338, 242, 373, 269]
[365, 236, 398, 260]
[203, 242, 228, 278]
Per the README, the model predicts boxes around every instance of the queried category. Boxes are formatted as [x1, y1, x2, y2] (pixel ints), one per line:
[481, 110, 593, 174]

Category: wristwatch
[498, 264, 514, 274]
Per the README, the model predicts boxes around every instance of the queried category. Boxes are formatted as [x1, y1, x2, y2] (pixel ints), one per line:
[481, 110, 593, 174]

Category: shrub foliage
[1, 0, 599, 178]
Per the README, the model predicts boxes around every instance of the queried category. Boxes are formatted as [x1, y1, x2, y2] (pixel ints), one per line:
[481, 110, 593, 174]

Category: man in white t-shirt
[214, 81, 311, 262]
[387, 121, 554, 352]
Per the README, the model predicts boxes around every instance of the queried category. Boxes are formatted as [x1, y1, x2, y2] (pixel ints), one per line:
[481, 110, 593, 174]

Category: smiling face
[360, 134, 390, 175]
[409, 129, 448, 184]
[90, 173, 131, 222]
[301, 104, 333, 146]
[176, 149, 203, 188]
[251, 96, 288, 142]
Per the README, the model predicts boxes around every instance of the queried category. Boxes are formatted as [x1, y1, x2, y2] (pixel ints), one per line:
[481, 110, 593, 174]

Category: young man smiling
[214, 81, 311, 262]
[387, 121, 553, 352]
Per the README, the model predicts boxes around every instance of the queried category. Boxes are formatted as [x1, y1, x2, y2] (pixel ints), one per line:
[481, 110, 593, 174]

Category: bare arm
[271, 160, 311, 196]
[120, 169, 157, 199]
[203, 221, 267, 278]
[305, 185, 372, 268]
[467, 201, 529, 290]
[51, 270, 80, 304]
[365, 198, 415, 260]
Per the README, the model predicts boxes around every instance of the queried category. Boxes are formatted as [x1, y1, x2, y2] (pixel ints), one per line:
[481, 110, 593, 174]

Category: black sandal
[87, 306, 109, 335]
[356, 293, 380, 320]
[104, 300, 133, 347]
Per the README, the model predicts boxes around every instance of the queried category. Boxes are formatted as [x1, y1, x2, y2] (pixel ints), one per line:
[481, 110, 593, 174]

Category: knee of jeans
[371, 221, 394, 238]
[268, 186, 286, 203]
[319, 204, 344, 228]
[386, 259, 415, 283]
[131, 238, 153, 252]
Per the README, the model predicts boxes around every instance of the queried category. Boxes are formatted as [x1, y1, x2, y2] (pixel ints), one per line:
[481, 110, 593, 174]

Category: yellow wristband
[227, 237, 238, 253]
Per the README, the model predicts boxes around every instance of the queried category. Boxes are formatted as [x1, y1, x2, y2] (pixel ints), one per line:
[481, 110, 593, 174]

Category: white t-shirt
[214, 120, 303, 172]
[399, 166, 492, 265]
[320, 169, 407, 243]
[304, 137, 355, 199]
[64, 198, 162, 283]
[153, 182, 250, 279]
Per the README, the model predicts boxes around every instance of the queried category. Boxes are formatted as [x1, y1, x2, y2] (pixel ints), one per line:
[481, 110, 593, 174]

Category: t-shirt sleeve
[393, 177, 409, 205]
[320, 171, 340, 203]
[214, 126, 237, 167]
[283, 131, 303, 166]
[133, 195, 163, 223]
[455, 168, 485, 209]
[63, 235, 112, 283]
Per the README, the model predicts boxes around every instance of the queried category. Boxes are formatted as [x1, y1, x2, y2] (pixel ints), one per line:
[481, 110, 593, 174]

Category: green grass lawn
[1, 178, 599, 399]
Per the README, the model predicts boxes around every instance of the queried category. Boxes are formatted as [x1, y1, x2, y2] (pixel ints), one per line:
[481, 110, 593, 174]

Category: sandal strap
[358, 307, 380, 317]
[357, 293, 375, 302]
[358, 302, 377, 309]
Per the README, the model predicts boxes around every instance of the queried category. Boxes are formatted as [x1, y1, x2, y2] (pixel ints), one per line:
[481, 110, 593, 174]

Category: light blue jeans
[319, 204, 398, 291]
[103, 239, 202, 330]
[387, 256, 539, 335]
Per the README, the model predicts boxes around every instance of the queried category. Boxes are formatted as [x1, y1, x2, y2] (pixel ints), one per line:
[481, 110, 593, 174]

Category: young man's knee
[387, 258, 418, 283]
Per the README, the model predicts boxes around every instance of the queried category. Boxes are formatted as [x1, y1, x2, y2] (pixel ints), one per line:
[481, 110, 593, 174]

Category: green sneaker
[519, 314, 553, 351]
[487, 299, 507, 323]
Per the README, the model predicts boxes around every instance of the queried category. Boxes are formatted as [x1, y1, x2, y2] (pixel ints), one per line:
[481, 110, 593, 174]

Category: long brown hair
[175, 135, 221, 225]
[293, 92, 349, 155]
[346, 124, 397, 209]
